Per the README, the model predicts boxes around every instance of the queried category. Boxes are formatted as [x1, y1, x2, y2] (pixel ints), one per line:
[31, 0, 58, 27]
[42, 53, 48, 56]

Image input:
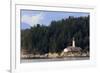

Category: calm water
[21, 56, 89, 63]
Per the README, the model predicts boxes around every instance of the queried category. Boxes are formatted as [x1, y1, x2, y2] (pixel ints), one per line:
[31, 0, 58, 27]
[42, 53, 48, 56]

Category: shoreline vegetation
[21, 51, 89, 59]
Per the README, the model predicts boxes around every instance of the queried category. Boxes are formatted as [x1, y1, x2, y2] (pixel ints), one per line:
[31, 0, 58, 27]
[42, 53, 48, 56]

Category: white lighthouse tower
[72, 38, 75, 47]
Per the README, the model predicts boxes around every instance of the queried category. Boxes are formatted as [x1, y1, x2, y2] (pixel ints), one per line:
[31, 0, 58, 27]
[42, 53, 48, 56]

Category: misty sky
[21, 10, 89, 29]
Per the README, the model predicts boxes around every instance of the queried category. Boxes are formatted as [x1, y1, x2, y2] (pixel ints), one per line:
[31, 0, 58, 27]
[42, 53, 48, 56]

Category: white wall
[0, 0, 100, 73]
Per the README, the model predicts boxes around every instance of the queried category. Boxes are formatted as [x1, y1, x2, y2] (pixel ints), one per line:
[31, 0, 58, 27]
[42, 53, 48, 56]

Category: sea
[21, 56, 89, 63]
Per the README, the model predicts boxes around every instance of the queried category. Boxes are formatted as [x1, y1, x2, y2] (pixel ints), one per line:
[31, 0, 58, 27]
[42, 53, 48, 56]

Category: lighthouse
[63, 37, 82, 56]
[72, 38, 75, 47]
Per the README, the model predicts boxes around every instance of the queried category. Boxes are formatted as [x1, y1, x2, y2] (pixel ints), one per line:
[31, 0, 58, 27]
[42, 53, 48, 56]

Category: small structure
[63, 38, 82, 56]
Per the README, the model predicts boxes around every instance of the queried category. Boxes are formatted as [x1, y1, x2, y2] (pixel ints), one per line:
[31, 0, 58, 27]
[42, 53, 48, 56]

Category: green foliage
[21, 16, 89, 54]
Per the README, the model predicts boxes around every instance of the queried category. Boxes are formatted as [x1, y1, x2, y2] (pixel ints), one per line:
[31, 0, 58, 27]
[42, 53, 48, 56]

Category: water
[21, 56, 89, 63]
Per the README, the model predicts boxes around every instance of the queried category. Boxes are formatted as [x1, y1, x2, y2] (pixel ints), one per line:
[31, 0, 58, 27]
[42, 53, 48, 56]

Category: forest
[21, 16, 89, 55]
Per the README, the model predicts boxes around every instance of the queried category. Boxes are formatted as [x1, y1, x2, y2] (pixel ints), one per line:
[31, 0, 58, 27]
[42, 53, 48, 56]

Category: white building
[63, 38, 81, 53]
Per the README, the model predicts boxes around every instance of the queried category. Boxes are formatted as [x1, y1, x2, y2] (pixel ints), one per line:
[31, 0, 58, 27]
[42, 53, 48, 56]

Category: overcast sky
[21, 10, 89, 29]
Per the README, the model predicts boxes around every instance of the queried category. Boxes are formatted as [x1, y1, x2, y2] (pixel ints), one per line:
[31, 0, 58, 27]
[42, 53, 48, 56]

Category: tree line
[21, 16, 89, 55]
